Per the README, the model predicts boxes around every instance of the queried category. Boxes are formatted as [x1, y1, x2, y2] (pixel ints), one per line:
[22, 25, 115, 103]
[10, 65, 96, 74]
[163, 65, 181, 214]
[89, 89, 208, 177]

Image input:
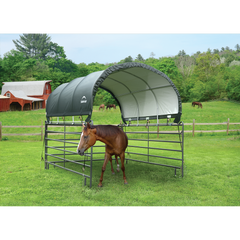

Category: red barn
[0, 80, 52, 112]
[0, 95, 10, 112]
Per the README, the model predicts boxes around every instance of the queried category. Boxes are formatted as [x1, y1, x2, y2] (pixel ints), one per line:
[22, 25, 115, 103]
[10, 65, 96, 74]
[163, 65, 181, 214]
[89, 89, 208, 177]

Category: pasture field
[1, 100, 240, 141]
[0, 135, 239, 206]
[0, 100, 240, 206]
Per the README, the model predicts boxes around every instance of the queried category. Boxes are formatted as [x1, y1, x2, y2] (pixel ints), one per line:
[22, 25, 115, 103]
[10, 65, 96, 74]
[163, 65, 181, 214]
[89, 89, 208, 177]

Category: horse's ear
[87, 122, 91, 129]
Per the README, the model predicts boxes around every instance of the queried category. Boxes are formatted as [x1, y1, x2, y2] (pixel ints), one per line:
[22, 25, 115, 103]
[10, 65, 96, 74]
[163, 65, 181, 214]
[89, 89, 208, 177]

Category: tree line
[0, 34, 240, 105]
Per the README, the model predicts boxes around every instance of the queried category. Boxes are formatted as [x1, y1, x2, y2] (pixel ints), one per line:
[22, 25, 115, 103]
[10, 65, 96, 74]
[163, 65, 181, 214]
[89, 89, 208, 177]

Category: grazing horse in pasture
[99, 104, 105, 111]
[77, 122, 128, 187]
[106, 104, 116, 110]
[192, 102, 203, 108]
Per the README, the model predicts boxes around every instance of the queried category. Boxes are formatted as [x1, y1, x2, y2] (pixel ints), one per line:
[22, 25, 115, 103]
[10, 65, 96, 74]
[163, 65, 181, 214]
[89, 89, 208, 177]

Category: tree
[13, 34, 66, 60]
[123, 56, 133, 63]
[226, 65, 240, 101]
[193, 52, 221, 82]
[213, 49, 219, 54]
[151, 58, 183, 96]
[225, 54, 235, 67]
[135, 54, 144, 62]
[178, 50, 186, 57]
[46, 57, 78, 73]
[207, 48, 212, 54]
[150, 52, 156, 58]
[1, 50, 26, 82]
[235, 44, 240, 51]
[174, 55, 195, 79]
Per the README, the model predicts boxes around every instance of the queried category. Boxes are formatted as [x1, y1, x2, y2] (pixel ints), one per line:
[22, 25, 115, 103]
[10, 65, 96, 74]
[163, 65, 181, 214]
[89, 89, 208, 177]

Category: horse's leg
[115, 155, 120, 172]
[98, 152, 110, 187]
[109, 155, 115, 174]
[120, 152, 128, 184]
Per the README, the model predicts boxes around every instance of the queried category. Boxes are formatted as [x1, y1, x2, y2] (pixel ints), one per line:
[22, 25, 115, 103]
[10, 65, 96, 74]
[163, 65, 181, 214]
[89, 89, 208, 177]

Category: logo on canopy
[81, 96, 87, 103]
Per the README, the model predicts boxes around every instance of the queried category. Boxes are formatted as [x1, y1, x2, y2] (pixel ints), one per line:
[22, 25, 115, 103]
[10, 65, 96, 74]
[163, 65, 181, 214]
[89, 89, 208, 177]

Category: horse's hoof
[98, 184, 103, 187]
[112, 172, 115, 175]
[124, 182, 128, 185]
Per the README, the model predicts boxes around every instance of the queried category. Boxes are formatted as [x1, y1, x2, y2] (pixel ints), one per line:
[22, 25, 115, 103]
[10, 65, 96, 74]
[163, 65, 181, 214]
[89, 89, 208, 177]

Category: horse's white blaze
[77, 132, 83, 152]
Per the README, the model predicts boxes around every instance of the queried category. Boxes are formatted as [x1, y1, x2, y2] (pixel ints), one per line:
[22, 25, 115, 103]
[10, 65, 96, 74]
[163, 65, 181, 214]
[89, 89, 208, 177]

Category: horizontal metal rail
[45, 138, 79, 145]
[48, 158, 105, 163]
[125, 158, 181, 169]
[47, 162, 90, 178]
[46, 153, 91, 167]
[46, 122, 84, 126]
[125, 131, 182, 135]
[46, 146, 78, 154]
[120, 123, 183, 127]
[126, 151, 182, 161]
[128, 145, 182, 152]
[46, 130, 81, 134]
[128, 138, 182, 143]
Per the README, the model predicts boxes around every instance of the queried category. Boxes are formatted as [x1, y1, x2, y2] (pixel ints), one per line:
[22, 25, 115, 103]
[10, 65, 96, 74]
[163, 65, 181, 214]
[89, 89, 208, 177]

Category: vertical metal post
[148, 121, 150, 162]
[64, 124, 66, 168]
[182, 122, 184, 177]
[45, 121, 48, 169]
[90, 146, 93, 188]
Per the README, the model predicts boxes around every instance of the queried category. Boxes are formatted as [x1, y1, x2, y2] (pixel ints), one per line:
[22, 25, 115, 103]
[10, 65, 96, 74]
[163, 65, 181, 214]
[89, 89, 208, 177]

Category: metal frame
[120, 121, 184, 177]
[44, 120, 184, 188]
[44, 121, 93, 187]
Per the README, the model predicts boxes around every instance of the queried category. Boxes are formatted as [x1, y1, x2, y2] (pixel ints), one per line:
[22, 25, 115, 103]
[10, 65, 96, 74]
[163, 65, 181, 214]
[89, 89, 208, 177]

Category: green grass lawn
[0, 134, 239, 206]
[0, 100, 240, 206]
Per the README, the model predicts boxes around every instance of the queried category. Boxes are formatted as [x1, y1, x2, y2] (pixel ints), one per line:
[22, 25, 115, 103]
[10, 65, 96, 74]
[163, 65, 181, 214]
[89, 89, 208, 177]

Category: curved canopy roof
[46, 62, 182, 124]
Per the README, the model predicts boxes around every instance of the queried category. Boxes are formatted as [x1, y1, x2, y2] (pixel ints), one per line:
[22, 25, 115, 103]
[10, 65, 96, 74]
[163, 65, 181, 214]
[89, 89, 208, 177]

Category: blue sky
[1, 33, 240, 64]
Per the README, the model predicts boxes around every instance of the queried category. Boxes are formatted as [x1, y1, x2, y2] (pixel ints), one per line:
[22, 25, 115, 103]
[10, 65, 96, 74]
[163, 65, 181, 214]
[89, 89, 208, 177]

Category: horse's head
[77, 122, 97, 156]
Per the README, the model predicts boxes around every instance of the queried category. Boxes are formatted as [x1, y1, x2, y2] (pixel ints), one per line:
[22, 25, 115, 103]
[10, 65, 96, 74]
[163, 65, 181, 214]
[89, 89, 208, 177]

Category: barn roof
[7, 90, 43, 102]
[0, 95, 10, 99]
[46, 63, 182, 124]
[1, 80, 51, 96]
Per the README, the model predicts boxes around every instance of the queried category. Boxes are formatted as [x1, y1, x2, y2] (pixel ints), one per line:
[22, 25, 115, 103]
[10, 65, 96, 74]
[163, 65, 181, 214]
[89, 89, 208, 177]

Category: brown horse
[192, 102, 203, 108]
[99, 104, 105, 111]
[77, 122, 128, 187]
[106, 104, 116, 110]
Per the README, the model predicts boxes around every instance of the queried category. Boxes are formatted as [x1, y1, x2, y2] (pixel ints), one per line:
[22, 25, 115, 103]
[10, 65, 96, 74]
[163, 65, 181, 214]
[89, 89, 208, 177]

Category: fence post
[192, 119, 195, 137]
[41, 121, 43, 141]
[227, 118, 230, 135]
[0, 122, 2, 141]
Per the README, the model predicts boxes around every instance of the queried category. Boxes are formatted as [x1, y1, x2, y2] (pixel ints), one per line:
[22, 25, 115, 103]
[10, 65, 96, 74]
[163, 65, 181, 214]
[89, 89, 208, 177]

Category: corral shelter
[46, 63, 182, 124]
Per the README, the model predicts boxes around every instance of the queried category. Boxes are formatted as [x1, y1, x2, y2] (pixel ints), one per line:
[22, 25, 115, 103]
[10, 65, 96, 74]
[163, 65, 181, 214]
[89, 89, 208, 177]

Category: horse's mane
[84, 125, 122, 138]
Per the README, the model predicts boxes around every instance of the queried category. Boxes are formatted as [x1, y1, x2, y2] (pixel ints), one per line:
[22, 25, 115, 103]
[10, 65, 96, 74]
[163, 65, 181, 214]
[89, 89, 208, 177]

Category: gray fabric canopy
[46, 62, 182, 123]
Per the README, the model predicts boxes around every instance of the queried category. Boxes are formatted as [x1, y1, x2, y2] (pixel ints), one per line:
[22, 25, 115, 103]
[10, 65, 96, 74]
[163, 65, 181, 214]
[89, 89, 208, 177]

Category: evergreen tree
[123, 56, 133, 62]
[13, 34, 66, 60]
[178, 50, 186, 57]
[136, 54, 144, 62]
[235, 44, 240, 51]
